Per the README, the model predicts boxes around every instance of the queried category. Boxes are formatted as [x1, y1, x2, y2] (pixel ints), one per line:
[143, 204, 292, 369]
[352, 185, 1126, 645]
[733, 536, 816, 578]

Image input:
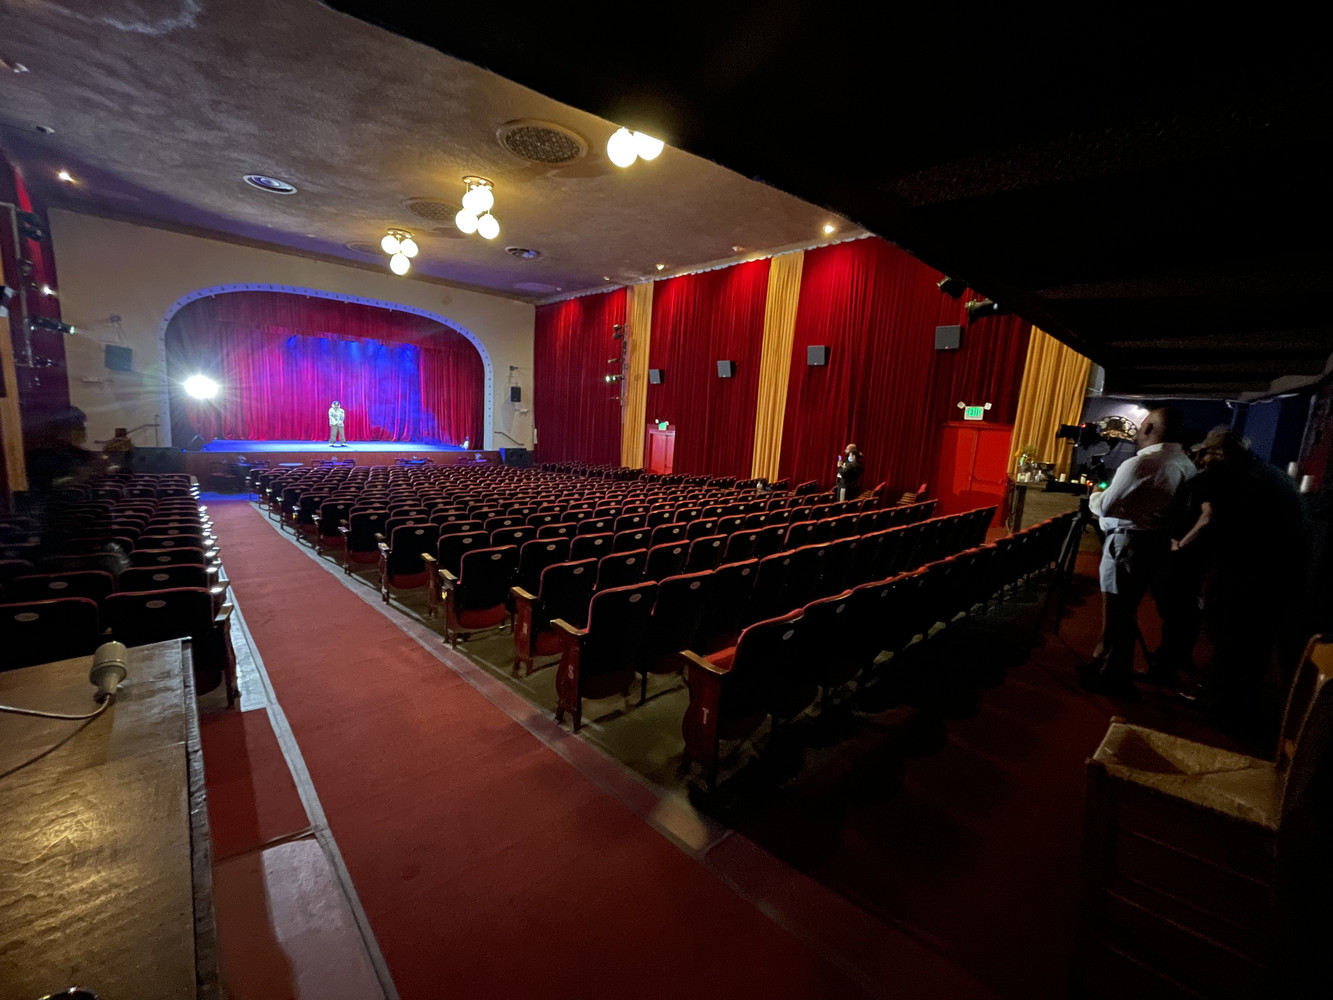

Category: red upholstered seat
[511, 558, 596, 674]
[553, 581, 658, 731]
[0, 597, 102, 670]
[440, 544, 519, 647]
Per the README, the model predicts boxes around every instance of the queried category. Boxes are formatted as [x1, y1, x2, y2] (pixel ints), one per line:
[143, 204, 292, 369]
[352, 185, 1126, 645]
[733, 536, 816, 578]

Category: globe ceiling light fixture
[455, 176, 500, 240]
[380, 228, 418, 275]
[606, 126, 665, 168]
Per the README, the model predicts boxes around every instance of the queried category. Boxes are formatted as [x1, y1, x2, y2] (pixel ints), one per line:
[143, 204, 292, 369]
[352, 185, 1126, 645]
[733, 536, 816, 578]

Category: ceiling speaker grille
[404, 198, 458, 223]
[497, 120, 587, 165]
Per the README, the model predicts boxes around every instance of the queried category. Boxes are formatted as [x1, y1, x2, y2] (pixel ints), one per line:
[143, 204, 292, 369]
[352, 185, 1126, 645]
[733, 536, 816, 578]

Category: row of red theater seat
[671, 512, 1077, 785]
[0, 479, 239, 703]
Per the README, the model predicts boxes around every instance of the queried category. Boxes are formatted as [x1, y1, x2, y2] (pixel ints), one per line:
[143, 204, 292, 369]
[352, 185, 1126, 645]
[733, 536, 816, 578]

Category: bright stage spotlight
[184, 375, 219, 399]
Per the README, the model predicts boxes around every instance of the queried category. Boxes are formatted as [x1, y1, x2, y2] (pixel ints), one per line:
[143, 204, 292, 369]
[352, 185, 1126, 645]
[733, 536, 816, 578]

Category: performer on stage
[328, 400, 347, 446]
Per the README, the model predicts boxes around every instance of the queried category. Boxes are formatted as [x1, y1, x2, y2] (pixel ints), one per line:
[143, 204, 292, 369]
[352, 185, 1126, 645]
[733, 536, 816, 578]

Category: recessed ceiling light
[56, 169, 74, 183]
[731, 245, 746, 253]
[823, 223, 836, 235]
[243, 174, 298, 195]
[655, 263, 666, 271]
[505, 246, 541, 260]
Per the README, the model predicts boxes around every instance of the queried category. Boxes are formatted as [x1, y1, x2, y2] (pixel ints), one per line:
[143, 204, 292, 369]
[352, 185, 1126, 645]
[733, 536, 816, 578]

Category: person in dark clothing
[835, 443, 863, 501]
[1172, 427, 1308, 744]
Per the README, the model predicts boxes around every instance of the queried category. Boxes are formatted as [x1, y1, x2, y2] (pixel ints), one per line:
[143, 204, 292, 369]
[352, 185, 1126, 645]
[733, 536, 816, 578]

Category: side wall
[47, 210, 534, 449]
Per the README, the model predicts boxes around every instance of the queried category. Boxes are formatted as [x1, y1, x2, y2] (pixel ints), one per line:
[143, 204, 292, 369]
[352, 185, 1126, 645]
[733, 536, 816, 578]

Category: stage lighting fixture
[937, 276, 966, 298]
[964, 297, 1001, 319]
[27, 315, 77, 335]
[18, 211, 46, 242]
[184, 374, 219, 399]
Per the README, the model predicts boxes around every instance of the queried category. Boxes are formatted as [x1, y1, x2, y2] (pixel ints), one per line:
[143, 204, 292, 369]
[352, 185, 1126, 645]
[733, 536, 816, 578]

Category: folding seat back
[645, 509, 674, 529]
[847, 529, 884, 586]
[514, 538, 572, 596]
[798, 589, 862, 699]
[438, 519, 485, 538]
[537, 521, 576, 540]
[781, 543, 825, 612]
[4, 570, 115, 607]
[129, 547, 207, 569]
[809, 518, 836, 544]
[0, 559, 37, 586]
[315, 500, 352, 551]
[383, 514, 429, 537]
[539, 559, 597, 629]
[577, 517, 614, 536]
[783, 520, 816, 550]
[685, 534, 726, 573]
[646, 571, 713, 670]
[0, 597, 102, 669]
[526, 511, 560, 529]
[650, 522, 687, 548]
[644, 541, 688, 582]
[680, 610, 804, 784]
[614, 513, 646, 533]
[894, 522, 926, 570]
[119, 564, 210, 594]
[490, 525, 535, 549]
[717, 514, 747, 535]
[432, 508, 471, 524]
[612, 528, 652, 553]
[595, 549, 646, 591]
[687, 517, 720, 540]
[103, 585, 234, 698]
[817, 536, 858, 597]
[554, 581, 658, 730]
[748, 551, 797, 626]
[721, 531, 758, 565]
[484, 515, 523, 533]
[567, 531, 612, 562]
[441, 545, 520, 646]
[378, 523, 440, 601]
[136, 533, 209, 552]
[829, 513, 860, 540]
[750, 524, 788, 560]
[674, 506, 701, 523]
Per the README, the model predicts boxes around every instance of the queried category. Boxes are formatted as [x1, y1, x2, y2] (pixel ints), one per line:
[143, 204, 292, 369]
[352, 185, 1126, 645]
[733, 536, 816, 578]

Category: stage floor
[201, 440, 465, 454]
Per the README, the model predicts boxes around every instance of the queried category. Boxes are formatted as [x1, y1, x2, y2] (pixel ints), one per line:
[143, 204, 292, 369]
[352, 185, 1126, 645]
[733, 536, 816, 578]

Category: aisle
[207, 499, 972, 999]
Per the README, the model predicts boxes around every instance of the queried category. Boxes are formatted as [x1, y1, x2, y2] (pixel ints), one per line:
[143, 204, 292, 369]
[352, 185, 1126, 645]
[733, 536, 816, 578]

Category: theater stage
[177, 440, 503, 478]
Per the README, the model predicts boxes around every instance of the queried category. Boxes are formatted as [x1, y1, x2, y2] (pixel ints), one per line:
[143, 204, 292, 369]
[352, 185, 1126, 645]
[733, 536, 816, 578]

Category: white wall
[48, 210, 535, 449]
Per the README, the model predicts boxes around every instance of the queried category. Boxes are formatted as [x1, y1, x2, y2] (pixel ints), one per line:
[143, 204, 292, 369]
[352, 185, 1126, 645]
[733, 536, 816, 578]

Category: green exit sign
[963, 405, 986, 421]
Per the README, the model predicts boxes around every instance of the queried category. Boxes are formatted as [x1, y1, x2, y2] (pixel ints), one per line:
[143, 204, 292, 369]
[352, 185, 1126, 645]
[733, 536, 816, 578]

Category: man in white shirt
[1081, 406, 1196, 696]
[328, 400, 347, 446]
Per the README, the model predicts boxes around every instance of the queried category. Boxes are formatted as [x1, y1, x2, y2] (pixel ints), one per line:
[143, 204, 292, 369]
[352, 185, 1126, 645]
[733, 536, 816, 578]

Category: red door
[933, 421, 1013, 523]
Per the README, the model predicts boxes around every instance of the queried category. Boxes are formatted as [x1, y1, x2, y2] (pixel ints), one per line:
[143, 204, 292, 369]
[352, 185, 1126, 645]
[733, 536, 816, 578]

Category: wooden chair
[1076, 633, 1333, 998]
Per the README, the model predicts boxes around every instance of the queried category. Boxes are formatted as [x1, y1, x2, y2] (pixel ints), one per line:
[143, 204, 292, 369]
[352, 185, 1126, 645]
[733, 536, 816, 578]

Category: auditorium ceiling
[2, 1, 1330, 399]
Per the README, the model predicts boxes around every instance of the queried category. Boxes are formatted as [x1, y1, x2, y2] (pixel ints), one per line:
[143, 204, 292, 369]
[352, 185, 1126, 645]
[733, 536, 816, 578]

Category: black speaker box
[648, 368, 663, 384]
[509, 385, 522, 403]
[500, 447, 531, 468]
[807, 345, 830, 366]
[105, 344, 133, 372]
[716, 360, 735, 378]
[935, 325, 963, 351]
[136, 447, 184, 472]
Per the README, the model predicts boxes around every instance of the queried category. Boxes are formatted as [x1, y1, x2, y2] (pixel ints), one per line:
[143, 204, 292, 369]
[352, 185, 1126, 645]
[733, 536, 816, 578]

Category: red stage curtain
[779, 238, 950, 493]
[533, 289, 626, 465]
[645, 260, 770, 477]
[165, 292, 483, 444]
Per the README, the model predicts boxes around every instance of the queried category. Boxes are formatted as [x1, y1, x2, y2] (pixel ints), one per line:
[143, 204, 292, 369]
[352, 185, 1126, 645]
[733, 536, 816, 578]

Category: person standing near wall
[836, 443, 863, 502]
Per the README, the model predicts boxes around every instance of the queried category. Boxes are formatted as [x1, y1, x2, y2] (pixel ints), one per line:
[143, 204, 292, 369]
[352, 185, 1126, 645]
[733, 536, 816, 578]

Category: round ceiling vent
[497, 120, 587, 165]
[243, 174, 298, 194]
[404, 198, 459, 223]
[344, 241, 383, 256]
[505, 247, 542, 260]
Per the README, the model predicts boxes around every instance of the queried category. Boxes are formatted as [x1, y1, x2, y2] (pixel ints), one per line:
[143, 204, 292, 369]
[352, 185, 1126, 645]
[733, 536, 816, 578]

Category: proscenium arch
[156, 283, 495, 448]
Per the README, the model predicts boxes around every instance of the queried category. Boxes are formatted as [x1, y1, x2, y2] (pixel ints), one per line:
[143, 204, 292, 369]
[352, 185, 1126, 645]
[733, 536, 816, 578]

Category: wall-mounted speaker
[105, 344, 133, 372]
[648, 368, 663, 384]
[934, 325, 963, 351]
[807, 345, 829, 366]
[500, 447, 531, 467]
[716, 360, 735, 378]
[509, 385, 522, 403]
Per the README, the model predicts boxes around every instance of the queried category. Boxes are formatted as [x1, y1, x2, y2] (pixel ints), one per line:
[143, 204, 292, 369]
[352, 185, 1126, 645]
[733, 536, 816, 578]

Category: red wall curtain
[645, 260, 770, 478]
[165, 292, 483, 444]
[779, 238, 948, 493]
[927, 307, 1031, 428]
[533, 289, 625, 464]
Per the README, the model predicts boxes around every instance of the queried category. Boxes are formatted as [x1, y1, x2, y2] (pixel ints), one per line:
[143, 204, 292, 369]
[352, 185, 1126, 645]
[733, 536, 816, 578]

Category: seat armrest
[550, 618, 588, 639]
[422, 552, 437, 567]
[680, 649, 728, 676]
[374, 533, 385, 543]
[511, 585, 538, 602]
[338, 526, 351, 536]
[215, 603, 234, 626]
[377, 541, 390, 555]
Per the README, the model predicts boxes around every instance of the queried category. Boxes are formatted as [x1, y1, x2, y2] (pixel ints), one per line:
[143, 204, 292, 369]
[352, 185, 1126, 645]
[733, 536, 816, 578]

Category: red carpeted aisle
[208, 500, 872, 999]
